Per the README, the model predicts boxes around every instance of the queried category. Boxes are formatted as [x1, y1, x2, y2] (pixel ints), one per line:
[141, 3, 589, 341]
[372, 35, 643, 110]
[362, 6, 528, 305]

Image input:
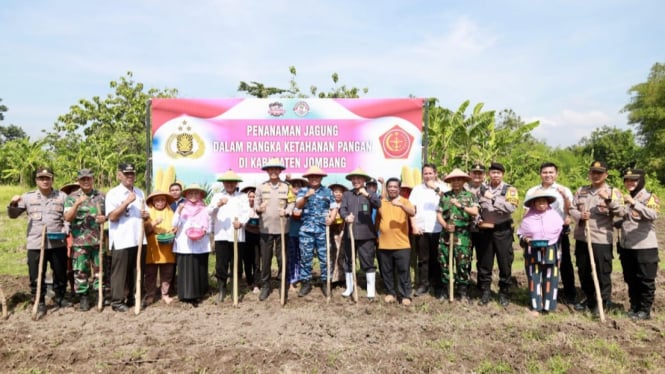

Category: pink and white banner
[150, 98, 424, 191]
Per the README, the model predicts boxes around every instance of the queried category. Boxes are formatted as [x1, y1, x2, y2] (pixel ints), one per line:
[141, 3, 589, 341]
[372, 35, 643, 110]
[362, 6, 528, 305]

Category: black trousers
[413, 232, 442, 289]
[259, 233, 283, 288]
[476, 227, 514, 292]
[377, 249, 412, 300]
[215, 240, 248, 284]
[27, 247, 68, 300]
[343, 238, 377, 273]
[619, 247, 659, 313]
[245, 231, 260, 286]
[110, 246, 139, 305]
[559, 227, 576, 298]
[575, 241, 612, 306]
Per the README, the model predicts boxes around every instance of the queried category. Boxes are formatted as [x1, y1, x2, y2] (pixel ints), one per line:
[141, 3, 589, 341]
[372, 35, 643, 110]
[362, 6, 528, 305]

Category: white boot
[366, 272, 376, 300]
[342, 272, 354, 297]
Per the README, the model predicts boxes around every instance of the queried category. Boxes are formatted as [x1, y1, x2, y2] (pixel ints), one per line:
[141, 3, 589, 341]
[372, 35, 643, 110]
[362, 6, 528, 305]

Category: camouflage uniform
[298, 186, 334, 281]
[438, 190, 478, 286]
[64, 189, 105, 295]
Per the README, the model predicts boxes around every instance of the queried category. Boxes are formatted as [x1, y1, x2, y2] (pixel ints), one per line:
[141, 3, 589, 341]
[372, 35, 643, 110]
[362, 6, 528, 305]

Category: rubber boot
[366, 272, 376, 300]
[341, 273, 354, 297]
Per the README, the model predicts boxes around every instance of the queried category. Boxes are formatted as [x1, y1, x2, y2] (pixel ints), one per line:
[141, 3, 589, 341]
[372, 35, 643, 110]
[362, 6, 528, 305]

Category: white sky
[1, 0, 663, 147]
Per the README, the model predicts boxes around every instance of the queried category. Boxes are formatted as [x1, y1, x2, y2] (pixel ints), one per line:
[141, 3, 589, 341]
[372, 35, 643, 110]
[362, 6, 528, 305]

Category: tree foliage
[623, 62, 665, 183]
[42, 72, 178, 187]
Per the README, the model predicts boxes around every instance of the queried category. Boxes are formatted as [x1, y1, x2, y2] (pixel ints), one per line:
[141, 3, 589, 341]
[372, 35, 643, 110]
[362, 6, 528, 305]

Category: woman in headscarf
[172, 184, 211, 305]
[517, 190, 563, 316]
[618, 169, 660, 320]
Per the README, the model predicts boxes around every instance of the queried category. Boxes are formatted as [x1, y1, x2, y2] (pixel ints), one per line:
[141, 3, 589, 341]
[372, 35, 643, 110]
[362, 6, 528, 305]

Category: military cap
[589, 161, 608, 173]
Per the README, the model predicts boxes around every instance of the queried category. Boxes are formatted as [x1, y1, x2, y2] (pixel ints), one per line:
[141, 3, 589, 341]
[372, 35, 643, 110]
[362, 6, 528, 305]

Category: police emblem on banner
[165, 120, 205, 159]
[379, 125, 414, 159]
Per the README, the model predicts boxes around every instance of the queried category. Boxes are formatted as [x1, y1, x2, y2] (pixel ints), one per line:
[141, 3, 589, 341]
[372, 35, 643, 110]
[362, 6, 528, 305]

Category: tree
[573, 126, 640, 174]
[238, 66, 368, 99]
[0, 98, 7, 121]
[1, 137, 48, 185]
[0, 124, 27, 145]
[623, 62, 665, 183]
[44, 72, 178, 187]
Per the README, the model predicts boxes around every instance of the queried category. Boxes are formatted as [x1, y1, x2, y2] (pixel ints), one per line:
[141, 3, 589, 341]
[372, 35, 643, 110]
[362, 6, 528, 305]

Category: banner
[150, 98, 424, 192]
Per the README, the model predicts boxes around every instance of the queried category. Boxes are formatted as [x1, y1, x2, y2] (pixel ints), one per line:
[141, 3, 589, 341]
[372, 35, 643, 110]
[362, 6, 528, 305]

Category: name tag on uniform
[31, 212, 42, 220]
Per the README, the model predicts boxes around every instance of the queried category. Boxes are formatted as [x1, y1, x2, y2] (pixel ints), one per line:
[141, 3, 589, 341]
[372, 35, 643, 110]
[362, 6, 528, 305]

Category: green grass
[1, 185, 29, 276]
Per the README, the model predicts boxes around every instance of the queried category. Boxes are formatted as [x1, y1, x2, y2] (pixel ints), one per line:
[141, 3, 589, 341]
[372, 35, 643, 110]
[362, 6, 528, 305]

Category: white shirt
[105, 184, 147, 250]
[409, 182, 446, 233]
[172, 212, 211, 254]
[525, 182, 573, 220]
[207, 191, 250, 242]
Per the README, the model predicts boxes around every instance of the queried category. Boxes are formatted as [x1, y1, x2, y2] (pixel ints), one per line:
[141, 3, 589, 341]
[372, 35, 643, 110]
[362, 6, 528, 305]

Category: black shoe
[414, 285, 429, 297]
[478, 290, 491, 306]
[217, 284, 227, 302]
[112, 303, 129, 312]
[499, 293, 509, 307]
[631, 311, 651, 320]
[603, 300, 623, 312]
[437, 286, 449, 301]
[457, 286, 470, 303]
[79, 295, 90, 312]
[574, 299, 588, 311]
[36, 302, 47, 319]
[126, 298, 136, 308]
[259, 286, 271, 301]
[320, 283, 328, 297]
[55, 296, 72, 308]
[298, 281, 312, 297]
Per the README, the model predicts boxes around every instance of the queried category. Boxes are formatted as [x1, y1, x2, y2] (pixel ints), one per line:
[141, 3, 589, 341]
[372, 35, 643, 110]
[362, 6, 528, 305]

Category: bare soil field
[2, 240, 664, 373]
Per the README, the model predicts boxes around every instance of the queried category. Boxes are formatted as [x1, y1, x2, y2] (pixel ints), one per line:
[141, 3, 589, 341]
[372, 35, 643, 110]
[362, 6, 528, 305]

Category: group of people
[7, 158, 660, 320]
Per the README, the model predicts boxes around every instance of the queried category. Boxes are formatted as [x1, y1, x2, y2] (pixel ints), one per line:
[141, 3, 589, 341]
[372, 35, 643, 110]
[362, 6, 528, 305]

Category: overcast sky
[2, 0, 663, 147]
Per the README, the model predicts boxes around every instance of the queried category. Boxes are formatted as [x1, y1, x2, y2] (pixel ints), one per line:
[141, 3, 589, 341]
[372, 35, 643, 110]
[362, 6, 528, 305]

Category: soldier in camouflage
[64, 169, 106, 311]
[436, 169, 479, 301]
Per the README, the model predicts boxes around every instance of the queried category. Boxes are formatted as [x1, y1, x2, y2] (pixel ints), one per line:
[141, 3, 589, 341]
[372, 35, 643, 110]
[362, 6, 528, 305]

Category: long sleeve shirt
[619, 188, 659, 249]
[208, 191, 250, 242]
[339, 189, 381, 240]
[569, 184, 623, 244]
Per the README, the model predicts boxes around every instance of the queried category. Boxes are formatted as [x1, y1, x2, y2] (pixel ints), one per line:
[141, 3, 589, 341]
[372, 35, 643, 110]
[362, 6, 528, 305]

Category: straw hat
[261, 158, 286, 170]
[240, 186, 256, 194]
[216, 169, 243, 182]
[146, 190, 175, 207]
[345, 168, 371, 181]
[444, 168, 472, 183]
[328, 183, 348, 192]
[523, 190, 557, 207]
[182, 183, 208, 198]
[303, 165, 328, 177]
[60, 182, 80, 195]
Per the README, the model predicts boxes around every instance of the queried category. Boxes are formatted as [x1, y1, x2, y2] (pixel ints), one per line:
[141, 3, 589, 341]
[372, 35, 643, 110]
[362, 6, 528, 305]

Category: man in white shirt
[409, 163, 449, 298]
[208, 170, 250, 302]
[105, 163, 148, 312]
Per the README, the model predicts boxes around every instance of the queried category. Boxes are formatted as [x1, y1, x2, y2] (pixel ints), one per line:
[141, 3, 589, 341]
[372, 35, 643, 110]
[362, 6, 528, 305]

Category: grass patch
[476, 360, 514, 373]
[0, 185, 29, 276]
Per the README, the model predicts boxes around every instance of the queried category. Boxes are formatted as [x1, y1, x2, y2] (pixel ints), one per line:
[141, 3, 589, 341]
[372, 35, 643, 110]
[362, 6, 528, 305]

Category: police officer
[436, 168, 479, 301]
[296, 166, 336, 297]
[569, 160, 623, 315]
[254, 158, 294, 301]
[618, 168, 660, 320]
[475, 162, 519, 307]
[8, 166, 71, 318]
[63, 169, 106, 311]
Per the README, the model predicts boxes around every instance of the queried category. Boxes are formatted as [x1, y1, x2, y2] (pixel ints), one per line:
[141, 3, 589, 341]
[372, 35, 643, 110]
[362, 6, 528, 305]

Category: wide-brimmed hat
[240, 186, 256, 194]
[261, 158, 286, 171]
[345, 168, 371, 181]
[524, 190, 557, 207]
[303, 165, 328, 178]
[182, 183, 208, 198]
[147, 190, 175, 207]
[444, 168, 472, 183]
[60, 182, 80, 195]
[216, 169, 243, 182]
[328, 183, 348, 192]
[287, 175, 308, 186]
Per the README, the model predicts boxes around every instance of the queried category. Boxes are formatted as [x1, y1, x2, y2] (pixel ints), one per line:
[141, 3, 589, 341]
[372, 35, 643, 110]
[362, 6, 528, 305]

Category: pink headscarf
[180, 199, 209, 229]
[517, 207, 563, 245]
